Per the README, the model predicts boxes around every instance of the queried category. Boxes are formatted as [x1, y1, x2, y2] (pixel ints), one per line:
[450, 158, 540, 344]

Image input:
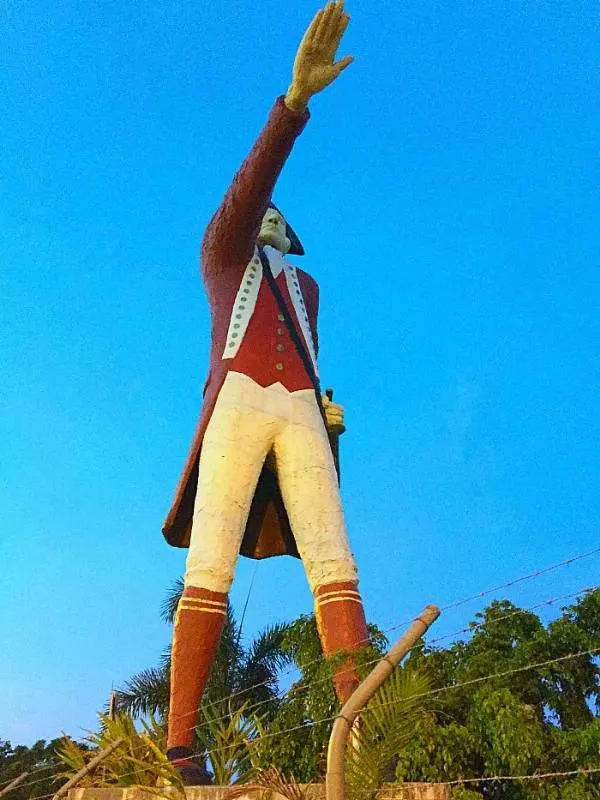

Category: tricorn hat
[269, 202, 304, 256]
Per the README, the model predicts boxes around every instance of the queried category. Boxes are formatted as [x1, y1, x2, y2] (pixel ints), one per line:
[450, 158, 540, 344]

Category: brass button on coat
[275, 362, 284, 371]
[276, 343, 284, 352]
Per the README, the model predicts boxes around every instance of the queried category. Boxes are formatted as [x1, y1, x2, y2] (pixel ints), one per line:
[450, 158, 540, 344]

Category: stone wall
[69, 783, 449, 800]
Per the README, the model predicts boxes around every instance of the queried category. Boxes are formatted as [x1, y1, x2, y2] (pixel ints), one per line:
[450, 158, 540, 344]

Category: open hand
[285, 1, 353, 112]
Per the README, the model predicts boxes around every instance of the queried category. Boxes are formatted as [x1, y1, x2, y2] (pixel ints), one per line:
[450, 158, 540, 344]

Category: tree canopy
[0, 738, 70, 800]
[3, 588, 598, 800]
[396, 592, 600, 798]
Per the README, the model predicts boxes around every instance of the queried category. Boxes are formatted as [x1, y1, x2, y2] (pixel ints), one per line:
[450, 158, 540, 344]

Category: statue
[162, 1, 368, 782]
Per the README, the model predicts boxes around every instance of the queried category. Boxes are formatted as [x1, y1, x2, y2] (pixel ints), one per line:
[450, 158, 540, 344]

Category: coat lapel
[221, 247, 262, 359]
[282, 261, 319, 378]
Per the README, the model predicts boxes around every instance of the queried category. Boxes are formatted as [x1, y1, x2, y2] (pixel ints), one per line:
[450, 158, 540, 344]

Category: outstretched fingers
[302, 7, 325, 49]
[336, 9, 351, 44]
[321, 4, 351, 62]
[322, 1, 343, 43]
[313, 2, 339, 50]
[289, 1, 353, 103]
[326, 10, 350, 62]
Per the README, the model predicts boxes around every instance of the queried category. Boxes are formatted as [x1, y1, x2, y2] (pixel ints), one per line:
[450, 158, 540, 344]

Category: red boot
[167, 586, 227, 783]
[314, 580, 369, 704]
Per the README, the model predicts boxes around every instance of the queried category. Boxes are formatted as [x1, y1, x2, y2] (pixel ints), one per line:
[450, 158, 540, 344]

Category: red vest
[231, 270, 313, 392]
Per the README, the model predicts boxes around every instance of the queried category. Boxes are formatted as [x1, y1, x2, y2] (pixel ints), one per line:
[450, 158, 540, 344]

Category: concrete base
[69, 784, 449, 800]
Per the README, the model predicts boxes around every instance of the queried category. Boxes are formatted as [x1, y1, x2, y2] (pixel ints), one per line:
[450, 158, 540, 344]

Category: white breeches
[184, 371, 358, 594]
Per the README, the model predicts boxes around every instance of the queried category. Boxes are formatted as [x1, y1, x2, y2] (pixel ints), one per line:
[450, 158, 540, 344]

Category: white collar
[263, 245, 287, 278]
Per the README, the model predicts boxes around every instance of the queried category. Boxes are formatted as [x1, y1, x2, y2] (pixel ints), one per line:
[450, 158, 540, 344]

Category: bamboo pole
[0, 772, 29, 798]
[51, 737, 124, 800]
[326, 604, 441, 800]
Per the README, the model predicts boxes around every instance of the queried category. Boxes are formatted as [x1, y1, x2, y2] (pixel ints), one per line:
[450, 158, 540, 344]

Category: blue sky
[1, 0, 599, 745]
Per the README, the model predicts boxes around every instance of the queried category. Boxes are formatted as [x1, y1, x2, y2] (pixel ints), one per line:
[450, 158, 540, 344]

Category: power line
[376, 766, 600, 791]
[21, 765, 600, 800]
[444, 766, 600, 786]
[387, 545, 600, 636]
[121, 582, 600, 745]
[0, 763, 57, 791]
[8, 576, 599, 796]
[190, 545, 600, 713]
[21, 645, 600, 800]
[137, 556, 600, 736]
[366, 647, 600, 712]
[192, 583, 599, 740]
[12, 580, 596, 795]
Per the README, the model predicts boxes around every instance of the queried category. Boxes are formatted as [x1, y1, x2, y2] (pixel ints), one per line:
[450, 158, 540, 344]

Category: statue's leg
[167, 587, 227, 782]
[313, 581, 370, 703]
[273, 391, 369, 704]
[168, 375, 274, 777]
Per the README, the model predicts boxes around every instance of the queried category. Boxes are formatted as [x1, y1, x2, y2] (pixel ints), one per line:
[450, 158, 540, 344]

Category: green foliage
[0, 738, 70, 800]
[7, 585, 598, 799]
[243, 666, 431, 800]
[114, 581, 297, 784]
[116, 583, 293, 723]
[114, 585, 599, 796]
[396, 590, 600, 798]
[199, 701, 263, 785]
[160, 576, 184, 625]
[55, 712, 185, 796]
[114, 663, 170, 719]
[250, 614, 393, 783]
[248, 614, 337, 781]
[466, 687, 546, 775]
[346, 668, 431, 800]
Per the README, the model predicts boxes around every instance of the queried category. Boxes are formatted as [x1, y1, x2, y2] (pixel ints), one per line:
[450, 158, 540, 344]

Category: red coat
[162, 97, 322, 559]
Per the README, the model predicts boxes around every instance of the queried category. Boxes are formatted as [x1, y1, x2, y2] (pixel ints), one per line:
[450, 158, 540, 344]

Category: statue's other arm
[202, 1, 353, 275]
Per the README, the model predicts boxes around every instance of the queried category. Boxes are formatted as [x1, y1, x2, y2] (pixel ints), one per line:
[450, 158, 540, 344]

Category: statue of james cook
[161, 3, 369, 782]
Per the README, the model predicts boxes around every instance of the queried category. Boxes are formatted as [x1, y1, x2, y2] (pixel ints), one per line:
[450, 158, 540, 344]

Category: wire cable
[20, 645, 600, 800]
[365, 647, 600, 713]
[118, 582, 600, 746]
[375, 766, 600, 791]
[12, 579, 591, 795]
[9, 574, 599, 795]
[143, 554, 600, 737]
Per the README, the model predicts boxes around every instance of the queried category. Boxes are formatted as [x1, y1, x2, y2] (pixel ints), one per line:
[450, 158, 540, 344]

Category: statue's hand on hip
[285, 1, 353, 113]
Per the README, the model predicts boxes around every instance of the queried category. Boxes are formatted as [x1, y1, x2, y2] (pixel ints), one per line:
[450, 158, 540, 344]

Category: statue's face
[258, 208, 291, 254]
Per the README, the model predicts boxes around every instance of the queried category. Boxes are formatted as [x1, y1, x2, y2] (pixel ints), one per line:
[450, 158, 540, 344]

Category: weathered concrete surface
[69, 783, 449, 800]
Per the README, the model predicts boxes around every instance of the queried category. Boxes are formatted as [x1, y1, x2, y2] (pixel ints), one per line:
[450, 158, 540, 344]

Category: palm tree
[71, 582, 431, 789]
[114, 578, 294, 722]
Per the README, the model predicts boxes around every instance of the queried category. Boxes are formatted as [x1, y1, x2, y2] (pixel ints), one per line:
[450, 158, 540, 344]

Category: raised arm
[202, 2, 353, 274]
[202, 99, 309, 272]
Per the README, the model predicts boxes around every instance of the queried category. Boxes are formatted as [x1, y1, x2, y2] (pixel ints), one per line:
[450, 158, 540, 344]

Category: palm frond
[55, 713, 184, 797]
[345, 668, 431, 800]
[114, 666, 170, 718]
[229, 623, 294, 712]
[201, 701, 264, 785]
[160, 577, 184, 625]
[226, 767, 306, 800]
[241, 623, 295, 675]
